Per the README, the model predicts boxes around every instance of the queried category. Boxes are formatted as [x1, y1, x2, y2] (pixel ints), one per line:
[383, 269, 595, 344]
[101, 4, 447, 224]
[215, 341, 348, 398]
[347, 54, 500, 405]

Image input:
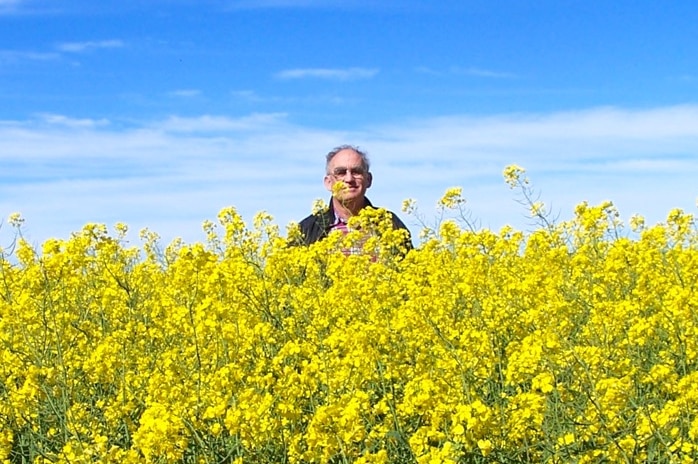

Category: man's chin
[335, 193, 363, 204]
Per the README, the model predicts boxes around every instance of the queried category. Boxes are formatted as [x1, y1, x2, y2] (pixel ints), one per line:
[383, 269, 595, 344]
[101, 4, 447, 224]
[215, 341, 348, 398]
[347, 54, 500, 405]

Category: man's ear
[366, 172, 373, 189]
[324, 174, 334, 192]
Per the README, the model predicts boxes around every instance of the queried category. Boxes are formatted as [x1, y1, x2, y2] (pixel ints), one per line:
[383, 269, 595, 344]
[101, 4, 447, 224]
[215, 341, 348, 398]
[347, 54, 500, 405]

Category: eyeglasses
[330, 166, 367, 178]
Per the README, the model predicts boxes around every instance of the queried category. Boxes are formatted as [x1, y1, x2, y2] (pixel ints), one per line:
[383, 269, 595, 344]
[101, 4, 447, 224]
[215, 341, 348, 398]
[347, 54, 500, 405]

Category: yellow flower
[7, 212, 24, 227]
[4, 194, 698, 463]
[530, 201, 545, 216]
[503, 164, 526, 187]
[311, 198, 328, 215]
[437, 187, 465, 210]
[629, 214, 645, 232]
[477, 439, 493, 456]
[402, 198, 417, 214]
[557, 433, 575, 446]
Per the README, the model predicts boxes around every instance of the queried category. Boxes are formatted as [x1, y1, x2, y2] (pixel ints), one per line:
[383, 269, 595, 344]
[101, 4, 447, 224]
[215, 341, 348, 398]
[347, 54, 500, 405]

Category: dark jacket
[298, 197, 413, 249]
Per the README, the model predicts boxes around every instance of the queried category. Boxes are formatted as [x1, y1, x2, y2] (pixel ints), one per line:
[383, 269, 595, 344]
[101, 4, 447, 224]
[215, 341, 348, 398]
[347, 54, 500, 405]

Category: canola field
[2, 173, 698, 463]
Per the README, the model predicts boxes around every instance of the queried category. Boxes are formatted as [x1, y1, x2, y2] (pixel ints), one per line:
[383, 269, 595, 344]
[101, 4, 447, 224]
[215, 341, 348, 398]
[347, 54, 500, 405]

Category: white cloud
[228, 0, 317, 7]
[168, 89, 202, 98]
[36, 113, 110, 129]
[414, 66, 442, 76]
[2, 104, 698, 248]
[231, 90, 261, 101]
[0, 0, 21, 11]
[0, 40, 123, 68]
[0, 49, 60, 63]
[225, 0, 367, 9]
[152, 113, 289, 133]
[231, 90, 293, 103]
[56, 40, 125, 53]
[276, 67, 379, 80]
[415, 66, 517, 79]
[673, 74, 696, 83]
[231, 89, 355, 106]
[455, 67, 517, 79]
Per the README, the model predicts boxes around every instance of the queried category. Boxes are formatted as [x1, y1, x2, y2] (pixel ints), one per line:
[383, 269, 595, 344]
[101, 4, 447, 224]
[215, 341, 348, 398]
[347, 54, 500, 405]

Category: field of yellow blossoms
[2, 166, 698, 463]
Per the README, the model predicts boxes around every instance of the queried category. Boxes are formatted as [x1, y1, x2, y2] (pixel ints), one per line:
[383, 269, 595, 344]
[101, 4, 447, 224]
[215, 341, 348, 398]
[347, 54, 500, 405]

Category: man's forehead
[330, 149, 361, 164]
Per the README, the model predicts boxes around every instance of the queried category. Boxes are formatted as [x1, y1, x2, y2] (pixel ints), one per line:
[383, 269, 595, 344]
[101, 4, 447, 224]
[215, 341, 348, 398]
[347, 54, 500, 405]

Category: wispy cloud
[0, 49, 60, 63]
[455, 67, 517, 79]
[152, 113, 289, 133]
[673, 74, 696, 83]
[56, 40, 125, 53]
[168, 89, 202, 98]
[276, 67, 378, 81]
[0, 0, 21, 13]
[414, 66, 441, 76]
[36, 113, 110, 129]
[231, 90, 266, 102]
[416, 66, 517, 79]
[225, 0, 366, 9]
[2, 105, 698, 247]
[0, 40, 123, 66]
[231, 89, 354, 106]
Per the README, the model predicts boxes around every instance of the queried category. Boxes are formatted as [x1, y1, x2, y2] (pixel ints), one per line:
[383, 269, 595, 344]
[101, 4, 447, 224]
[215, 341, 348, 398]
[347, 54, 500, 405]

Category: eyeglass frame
[328, 166, 368, 179]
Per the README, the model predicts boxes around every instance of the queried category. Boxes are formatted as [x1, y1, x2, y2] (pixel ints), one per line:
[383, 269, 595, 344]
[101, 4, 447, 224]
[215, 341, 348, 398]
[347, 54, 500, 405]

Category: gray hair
[325, 144, 370, 174]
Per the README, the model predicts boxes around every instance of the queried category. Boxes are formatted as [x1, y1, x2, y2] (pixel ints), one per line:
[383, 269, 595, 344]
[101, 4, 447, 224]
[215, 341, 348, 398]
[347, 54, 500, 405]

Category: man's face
[324, 148, 372, 203]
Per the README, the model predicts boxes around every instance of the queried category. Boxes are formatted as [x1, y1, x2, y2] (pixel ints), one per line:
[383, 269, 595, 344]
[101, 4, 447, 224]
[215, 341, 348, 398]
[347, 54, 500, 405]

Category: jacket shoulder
[298, 209, 333, 245]
[298, 213, 317, 228]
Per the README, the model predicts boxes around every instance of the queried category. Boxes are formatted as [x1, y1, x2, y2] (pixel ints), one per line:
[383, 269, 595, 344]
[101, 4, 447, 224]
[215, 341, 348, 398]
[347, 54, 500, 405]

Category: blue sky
[2, 0, 698, 247]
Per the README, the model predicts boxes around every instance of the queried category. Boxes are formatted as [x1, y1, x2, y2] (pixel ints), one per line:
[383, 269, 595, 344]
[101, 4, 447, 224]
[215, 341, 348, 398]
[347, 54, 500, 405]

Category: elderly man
[298, 144, 412, 250]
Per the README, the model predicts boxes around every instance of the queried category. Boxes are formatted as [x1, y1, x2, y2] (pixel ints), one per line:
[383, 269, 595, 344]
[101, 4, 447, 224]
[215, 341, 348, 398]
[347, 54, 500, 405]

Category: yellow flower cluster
[2, 196, 698, 463]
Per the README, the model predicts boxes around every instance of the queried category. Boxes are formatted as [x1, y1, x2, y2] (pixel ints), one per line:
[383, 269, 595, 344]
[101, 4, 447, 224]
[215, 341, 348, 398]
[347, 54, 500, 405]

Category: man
[298, 144, 412, 251]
